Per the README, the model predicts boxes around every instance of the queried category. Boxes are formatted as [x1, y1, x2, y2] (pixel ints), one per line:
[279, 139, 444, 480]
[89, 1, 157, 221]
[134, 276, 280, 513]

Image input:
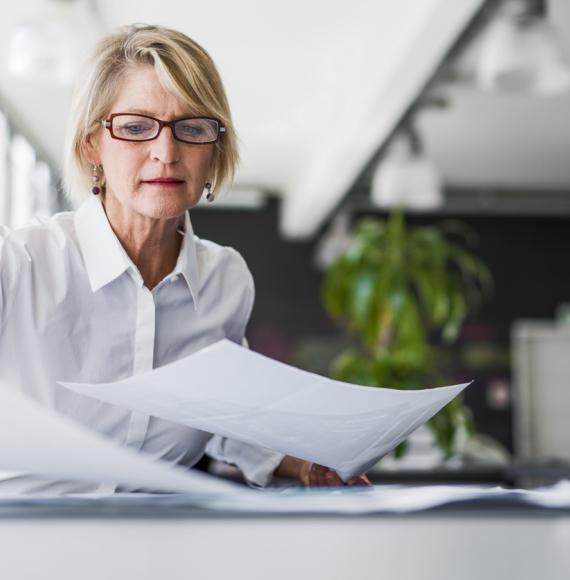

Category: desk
[1, 502, 569, 580]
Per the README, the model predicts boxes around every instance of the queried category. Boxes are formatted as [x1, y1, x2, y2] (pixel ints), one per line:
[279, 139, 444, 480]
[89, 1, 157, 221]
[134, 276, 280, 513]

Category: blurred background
[1, 0, 570, 486]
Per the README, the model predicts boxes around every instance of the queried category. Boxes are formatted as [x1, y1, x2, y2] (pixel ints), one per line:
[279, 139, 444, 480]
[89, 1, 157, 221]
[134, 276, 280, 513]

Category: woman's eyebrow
[124, 108, 155, 116]
[123, 108, 200, 120]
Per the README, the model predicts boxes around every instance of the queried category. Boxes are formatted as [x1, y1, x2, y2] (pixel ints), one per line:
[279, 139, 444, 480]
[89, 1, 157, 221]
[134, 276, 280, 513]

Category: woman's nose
[150, 126, 180, 164]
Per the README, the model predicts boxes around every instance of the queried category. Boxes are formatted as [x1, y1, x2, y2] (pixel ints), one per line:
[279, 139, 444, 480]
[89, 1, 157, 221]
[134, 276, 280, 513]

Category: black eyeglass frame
[102, 113, 226, 144]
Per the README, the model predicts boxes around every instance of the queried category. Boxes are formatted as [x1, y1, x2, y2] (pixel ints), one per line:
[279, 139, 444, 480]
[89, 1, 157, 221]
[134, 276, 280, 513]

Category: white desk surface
[1, 503, 569, 580]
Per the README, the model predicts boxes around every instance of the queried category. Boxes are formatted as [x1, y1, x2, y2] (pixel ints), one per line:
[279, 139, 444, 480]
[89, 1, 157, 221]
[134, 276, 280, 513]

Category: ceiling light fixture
[476, 0, 570, 95]
[370, 126, 444, 211]
[314, 211, 352, 270]
[8, 0, 102, 85]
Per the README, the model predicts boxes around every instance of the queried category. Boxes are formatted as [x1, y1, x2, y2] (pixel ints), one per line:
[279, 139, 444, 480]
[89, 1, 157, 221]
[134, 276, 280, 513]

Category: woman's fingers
[346, 474, 372, 486]
[325, 470, 344, 486]
[305, 464, 369, 487]
[309, 464, 329, 486]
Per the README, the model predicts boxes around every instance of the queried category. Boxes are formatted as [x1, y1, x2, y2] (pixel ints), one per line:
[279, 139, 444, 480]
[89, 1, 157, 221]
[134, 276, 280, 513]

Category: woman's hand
[275, 455, 371, 487]
[300, 462, 371, 487]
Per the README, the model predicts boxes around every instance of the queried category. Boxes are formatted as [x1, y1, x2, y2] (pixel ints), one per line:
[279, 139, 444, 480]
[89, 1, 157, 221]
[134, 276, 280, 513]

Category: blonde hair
[63, 24, 239, 204]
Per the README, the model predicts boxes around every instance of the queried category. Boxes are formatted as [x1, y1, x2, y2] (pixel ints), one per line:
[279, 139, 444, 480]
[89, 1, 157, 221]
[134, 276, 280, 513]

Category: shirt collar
[74, 196, 200, 310]
[74, 196, 131, 293]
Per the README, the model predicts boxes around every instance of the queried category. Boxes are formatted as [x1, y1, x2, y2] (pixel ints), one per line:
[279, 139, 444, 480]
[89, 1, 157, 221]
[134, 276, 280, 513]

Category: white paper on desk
[61, 339, 471, 481]
[0, 381, 246, 497]
[216, 482, 570, 514]
[1, 483, 568, 514]
[0, 485, 503, 513]
[119, 481, 569, 514]
[5, 484, 566, 515]
[209, 484, 507, 514]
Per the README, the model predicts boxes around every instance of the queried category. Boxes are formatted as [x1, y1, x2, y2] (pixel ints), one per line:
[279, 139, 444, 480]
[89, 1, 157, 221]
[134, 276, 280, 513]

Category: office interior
[1, 1, 570, 579]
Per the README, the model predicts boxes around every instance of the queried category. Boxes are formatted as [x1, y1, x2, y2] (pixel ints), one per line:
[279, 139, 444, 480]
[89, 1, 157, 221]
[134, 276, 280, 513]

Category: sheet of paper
[204, 484, 497, 514]
[61, 339, 471, 480]
[0, 381, 247, 497]
[0, 486, 501, 513]
[2, 482, 568, 514]
[214, 481, 570, 514]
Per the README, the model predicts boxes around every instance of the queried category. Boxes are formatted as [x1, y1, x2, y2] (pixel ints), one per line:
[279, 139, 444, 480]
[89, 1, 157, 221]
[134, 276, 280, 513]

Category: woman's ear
[81, 134, 101, 165]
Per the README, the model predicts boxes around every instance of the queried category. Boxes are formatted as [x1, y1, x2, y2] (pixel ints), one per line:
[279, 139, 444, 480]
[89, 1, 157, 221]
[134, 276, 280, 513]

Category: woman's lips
[143, 178, 185, 186]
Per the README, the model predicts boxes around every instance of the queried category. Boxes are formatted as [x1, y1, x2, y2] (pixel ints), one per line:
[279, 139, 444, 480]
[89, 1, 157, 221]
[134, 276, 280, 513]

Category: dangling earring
[205, 182, 214, 202]
[92, 165, 101, 195]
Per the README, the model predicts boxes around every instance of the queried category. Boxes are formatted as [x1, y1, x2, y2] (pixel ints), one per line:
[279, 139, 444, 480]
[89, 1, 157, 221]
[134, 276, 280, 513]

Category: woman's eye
[179, 123, 203, 135]
[123, 124, 151, 134]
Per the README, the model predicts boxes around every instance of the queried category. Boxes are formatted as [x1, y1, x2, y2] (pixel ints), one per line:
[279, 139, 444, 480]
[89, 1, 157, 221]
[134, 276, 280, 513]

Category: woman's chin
[135, 194, 199, 219]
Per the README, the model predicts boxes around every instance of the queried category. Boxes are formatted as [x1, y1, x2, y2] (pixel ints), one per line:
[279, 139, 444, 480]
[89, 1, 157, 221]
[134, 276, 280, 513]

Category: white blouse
[0, 195, 284, 494]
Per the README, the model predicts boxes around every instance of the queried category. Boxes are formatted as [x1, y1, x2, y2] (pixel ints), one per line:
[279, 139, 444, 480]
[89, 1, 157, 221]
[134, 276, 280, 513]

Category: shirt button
[170, 275, 179, 283]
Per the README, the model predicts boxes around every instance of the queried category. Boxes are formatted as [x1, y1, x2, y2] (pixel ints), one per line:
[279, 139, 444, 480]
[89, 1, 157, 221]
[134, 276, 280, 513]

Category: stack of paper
[1, 372, 570, 513]
[1, 339, 470, 498]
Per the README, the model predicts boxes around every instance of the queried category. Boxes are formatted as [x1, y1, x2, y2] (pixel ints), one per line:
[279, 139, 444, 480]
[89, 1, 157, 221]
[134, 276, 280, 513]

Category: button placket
[97, 281, 155, 495]
[125, 285, 155, 449]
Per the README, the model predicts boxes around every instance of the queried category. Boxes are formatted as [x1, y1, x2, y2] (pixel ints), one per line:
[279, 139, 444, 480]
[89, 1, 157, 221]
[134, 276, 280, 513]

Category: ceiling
[4, 1, 569, 240]
[417, 0, 570, 193]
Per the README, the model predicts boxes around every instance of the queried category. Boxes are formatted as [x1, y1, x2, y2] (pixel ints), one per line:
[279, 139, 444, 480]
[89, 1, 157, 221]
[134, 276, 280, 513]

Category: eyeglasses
[102, 113, 226, 144]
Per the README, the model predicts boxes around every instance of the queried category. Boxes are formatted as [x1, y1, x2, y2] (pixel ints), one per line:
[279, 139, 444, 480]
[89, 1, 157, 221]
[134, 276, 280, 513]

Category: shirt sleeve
[205, 434, 285, 488]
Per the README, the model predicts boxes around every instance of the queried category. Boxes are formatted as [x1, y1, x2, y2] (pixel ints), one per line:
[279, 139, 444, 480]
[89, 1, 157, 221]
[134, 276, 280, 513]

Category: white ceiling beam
[279, 0, 485, 239]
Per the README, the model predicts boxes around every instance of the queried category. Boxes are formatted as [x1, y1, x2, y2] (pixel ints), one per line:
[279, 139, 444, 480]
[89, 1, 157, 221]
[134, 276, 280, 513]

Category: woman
[0, 24, 368, 493]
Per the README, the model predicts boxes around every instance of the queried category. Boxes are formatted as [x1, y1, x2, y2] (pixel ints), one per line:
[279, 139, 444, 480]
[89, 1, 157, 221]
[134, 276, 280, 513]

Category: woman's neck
[101, 194, 184, 290]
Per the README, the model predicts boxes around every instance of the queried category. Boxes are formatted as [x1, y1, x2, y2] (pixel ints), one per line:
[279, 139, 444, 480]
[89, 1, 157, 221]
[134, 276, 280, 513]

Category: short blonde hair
[64, 24, 239, 204]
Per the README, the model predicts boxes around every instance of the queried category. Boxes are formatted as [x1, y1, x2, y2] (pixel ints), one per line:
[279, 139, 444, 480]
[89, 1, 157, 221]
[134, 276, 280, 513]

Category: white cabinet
[512, 321, 570, 462]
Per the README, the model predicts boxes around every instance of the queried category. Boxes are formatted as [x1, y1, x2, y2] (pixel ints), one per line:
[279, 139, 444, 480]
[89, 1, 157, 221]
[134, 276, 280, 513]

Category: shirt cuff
[205, 435, 285, 488]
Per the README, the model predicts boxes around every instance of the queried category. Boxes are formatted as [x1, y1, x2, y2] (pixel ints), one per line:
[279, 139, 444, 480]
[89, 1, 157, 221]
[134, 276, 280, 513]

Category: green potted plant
[322, 211, 492, 458]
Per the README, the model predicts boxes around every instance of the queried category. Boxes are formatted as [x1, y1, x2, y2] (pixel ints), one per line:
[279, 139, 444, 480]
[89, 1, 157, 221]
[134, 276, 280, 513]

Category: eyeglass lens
[111, 115, 220, 143]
